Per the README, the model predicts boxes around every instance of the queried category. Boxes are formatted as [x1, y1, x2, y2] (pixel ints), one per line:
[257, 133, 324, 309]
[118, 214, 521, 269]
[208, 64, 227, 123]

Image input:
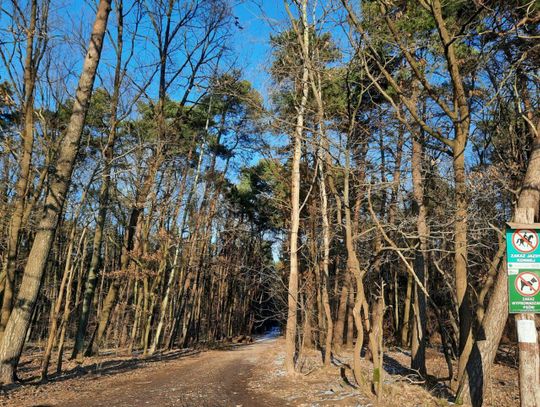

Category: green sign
[506, 228, 540, 313]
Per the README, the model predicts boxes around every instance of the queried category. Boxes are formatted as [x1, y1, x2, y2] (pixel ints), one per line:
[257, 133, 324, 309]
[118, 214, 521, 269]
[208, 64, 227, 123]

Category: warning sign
[506, 227, 540, 313]
[511, 229, 538, 253]
[515, 272, 540, 297]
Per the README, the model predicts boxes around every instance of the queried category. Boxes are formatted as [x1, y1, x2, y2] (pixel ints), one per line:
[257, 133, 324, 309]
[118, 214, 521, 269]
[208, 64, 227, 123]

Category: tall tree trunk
[284, 0, 309, 375]
[0, 0, 39, 334]
[0, 0, 111, 384]
[453, 137, 473, 387]
[344, 133, 367, 386]
[410, 135, 427, 375]
[512, 209, 540, 407]
[427, 0, 474, 386]
[457, 109, 540, 407]
[318, 152, 333, 366]
[71, 0, 124, 361]
[387, 123, 404, 339]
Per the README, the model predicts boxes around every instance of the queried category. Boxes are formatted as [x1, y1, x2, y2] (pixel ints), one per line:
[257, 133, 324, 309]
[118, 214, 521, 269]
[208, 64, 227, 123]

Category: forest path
[4, 335, 288, 407]
[65, 336, 284, 407]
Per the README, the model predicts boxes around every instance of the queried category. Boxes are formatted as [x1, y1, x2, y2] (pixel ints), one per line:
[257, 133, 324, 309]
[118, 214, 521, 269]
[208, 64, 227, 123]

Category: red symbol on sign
[512, 229, 538, 253]
[515, 272, 540, 297]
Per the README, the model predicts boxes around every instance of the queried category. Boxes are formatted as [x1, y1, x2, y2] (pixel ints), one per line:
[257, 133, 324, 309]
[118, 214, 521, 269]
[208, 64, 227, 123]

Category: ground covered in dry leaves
[0, 336, 519, 406]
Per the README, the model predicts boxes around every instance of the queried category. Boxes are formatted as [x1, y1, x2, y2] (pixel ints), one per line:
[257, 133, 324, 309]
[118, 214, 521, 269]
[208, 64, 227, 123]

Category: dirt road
[3, 336, 289, 407]
[3, 334, 517, 406]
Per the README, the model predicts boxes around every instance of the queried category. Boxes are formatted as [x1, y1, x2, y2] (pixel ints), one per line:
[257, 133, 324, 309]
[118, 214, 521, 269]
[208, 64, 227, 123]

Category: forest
[0, 0, 539, 406]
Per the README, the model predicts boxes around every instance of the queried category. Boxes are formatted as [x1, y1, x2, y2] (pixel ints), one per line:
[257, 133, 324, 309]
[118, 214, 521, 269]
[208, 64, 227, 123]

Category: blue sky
[0, 0, 293, 181]
[231, 1, 285, 101]
[0, 0, 287, 106]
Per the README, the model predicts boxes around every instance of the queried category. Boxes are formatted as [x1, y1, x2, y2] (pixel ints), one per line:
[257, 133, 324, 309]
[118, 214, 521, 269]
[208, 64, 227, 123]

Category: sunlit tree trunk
[1, 0, 41, 334]
[344, 132, 367, 386]
[284, 0, 309, 375]
[317, 151, 333, 366]
[71, 0, 124, 361]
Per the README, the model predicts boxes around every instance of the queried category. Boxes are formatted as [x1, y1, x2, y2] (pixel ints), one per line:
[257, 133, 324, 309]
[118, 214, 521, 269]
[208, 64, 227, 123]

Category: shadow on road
[1, 348, 200, 394]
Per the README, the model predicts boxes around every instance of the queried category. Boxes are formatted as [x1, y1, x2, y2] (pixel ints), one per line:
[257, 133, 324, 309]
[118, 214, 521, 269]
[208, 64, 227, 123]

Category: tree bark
[344, 131, 367, 386]
[513, 209, 540, 407]
[453, 137, 474, 387]
[410, 135, 427, 375]
[284, 0, 309, 375]
[1, 0, 39, 334]
[333, 272, 350, 352]
[318, 151, 333, 366]
[71, 0, 124, 361]
[401, 273, 413, 347]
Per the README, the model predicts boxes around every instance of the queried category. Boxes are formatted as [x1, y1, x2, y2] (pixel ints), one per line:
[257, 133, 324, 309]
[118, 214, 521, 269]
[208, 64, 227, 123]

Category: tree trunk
[344, 130, 367, 386]
[71, 0, 124, 361]
[0, 0, 38, 334]
[346, 282, 355, 348]
[370, 287, 385, 399]
[285, 0, 309, 375]
[410, 135, 427, 375]
[318, 153, 333, 366]
[454, 138, 473, 387]
[150, 242, 179, 354]
[512, 209, 540, 407]
[457, 126, 540, 407]
[401, 272, 413, 347]
[333, 272, 350, 353]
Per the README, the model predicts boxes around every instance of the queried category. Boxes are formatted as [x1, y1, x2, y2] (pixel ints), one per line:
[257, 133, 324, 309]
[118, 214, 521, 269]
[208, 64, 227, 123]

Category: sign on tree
[506, 227, 540, 313]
